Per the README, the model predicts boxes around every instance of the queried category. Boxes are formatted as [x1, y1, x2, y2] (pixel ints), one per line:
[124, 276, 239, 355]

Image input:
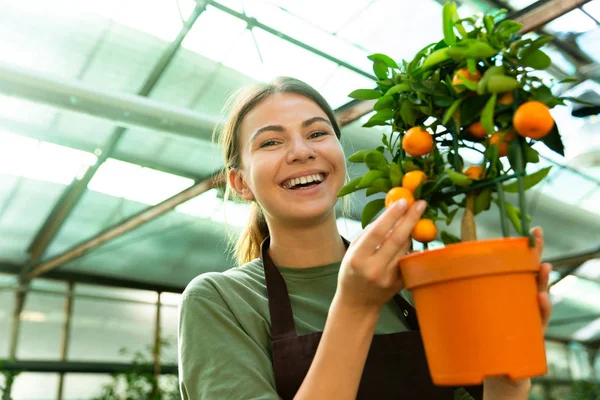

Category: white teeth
[283, 173, 325, 189]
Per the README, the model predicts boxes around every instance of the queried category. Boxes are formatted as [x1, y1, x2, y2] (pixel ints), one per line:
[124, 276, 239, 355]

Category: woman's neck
[266, 213, 346, 268]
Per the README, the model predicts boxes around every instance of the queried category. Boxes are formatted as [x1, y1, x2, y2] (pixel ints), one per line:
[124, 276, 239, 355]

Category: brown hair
[215, 77, 342, 265]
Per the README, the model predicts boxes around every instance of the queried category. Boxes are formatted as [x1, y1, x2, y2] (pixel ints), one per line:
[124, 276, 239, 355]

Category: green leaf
[504, 201, 524, 235]
[357, 170, 387, 189]
[474, 188, 492, 215]
[361, 199, 386, 228]
[445, 208, 459, 225]
[372, 178, 392, 193]
[503, 166, 552, 193]
[557, 77, 579, 84]
[442, 1, 458, 45]
[365, 186, 379, 197]
[336, 176, 363, 197]
[348, 149, 371, 163]
[399, 100, 417, 126]
[363, 114, 390, 128]
[447, 152, 464, 171]
[525, 145, 540, 163]
[460, 94, 488, 125]
[481, 93, 497, 134]
[522, 49, 551, 70]
[365, 150, 389, 171]
[519, 35, 553, 58]
[375, 108, 396, 121]
[389, 161, 403, 187]
[540, 124, 564, 156]
[368, 53, 400, 70]
[441, 230, 461, 244]
[486, 76, 520, 94]
[386, 83, 411, 96]
[495, 20, 523, 37]
[373, 60, 389, 80]
[348, 89, 382, 100]
[374, 95, 395, 111]
[447, 169, 472, 187]
[443, 98, 464, 125]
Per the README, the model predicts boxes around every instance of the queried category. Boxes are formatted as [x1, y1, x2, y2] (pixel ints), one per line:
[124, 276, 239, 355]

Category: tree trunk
[461, 193, 477, 242]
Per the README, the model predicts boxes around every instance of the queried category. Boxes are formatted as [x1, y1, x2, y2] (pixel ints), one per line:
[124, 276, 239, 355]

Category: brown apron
[261, 237, 483, 400]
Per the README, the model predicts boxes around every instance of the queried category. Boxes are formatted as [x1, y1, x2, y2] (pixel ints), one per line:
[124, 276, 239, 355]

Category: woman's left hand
[482, 226, 553, 399]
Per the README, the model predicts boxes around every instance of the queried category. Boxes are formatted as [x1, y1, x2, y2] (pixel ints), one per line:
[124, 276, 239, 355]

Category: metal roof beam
[25, 172, 225, 280]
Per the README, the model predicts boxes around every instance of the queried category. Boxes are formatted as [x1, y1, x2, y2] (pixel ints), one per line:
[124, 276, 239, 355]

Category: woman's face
[231, 92, 346, 226]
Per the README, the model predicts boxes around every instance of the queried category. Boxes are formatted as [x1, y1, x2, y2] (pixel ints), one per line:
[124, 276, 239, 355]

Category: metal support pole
[9, 285, 27, 359]
[26, 173, 223, 280]
[56, 282, 74, 400]
[152, 292, 162, 397]
[5, 283, 27, 400]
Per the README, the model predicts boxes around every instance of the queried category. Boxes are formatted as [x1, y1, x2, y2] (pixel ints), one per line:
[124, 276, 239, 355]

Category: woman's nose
[287, 138, 316, 163]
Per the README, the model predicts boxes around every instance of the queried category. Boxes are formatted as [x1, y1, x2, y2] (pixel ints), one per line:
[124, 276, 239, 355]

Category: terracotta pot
[398, 237, 547, 386]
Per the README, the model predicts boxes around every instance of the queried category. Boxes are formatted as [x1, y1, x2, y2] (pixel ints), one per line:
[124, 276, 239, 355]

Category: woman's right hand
[336, 199, 427, 314]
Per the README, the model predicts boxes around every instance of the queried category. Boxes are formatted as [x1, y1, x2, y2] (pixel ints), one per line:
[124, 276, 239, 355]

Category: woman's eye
[259, 140, 278, 148]
[309, 131, 327, 139]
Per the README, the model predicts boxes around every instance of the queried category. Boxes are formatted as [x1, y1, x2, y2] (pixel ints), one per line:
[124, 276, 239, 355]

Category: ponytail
[235, 202, 269, 265]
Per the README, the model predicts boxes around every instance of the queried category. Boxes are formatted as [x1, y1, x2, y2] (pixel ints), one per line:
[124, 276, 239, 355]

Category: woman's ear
[228, 169, 255, 201]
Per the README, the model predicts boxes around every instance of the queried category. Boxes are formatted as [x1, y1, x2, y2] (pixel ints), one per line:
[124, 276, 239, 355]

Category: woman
[178, 77, 552, 399]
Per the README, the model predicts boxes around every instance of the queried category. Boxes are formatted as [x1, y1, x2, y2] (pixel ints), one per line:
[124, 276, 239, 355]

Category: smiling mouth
[281, 173, 327, 190]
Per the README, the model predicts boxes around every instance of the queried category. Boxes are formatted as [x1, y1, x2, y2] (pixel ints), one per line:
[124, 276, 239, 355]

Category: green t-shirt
[178, 258, 411, 400]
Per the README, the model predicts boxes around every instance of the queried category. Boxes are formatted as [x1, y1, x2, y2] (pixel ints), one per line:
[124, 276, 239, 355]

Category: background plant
[92, 338, 180, 400]
[338, 1, 590, 245]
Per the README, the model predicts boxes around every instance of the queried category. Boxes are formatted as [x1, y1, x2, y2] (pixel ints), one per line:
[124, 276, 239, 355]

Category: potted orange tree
[338, 1, 584, 386]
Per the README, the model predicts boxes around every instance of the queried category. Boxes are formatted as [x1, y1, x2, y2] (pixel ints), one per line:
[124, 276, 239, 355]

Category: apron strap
[261, 237, 297, 341]
[392, 293, 420, 331]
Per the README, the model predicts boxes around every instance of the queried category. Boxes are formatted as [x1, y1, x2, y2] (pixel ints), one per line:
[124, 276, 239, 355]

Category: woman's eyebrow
[250, 116, 332, 144]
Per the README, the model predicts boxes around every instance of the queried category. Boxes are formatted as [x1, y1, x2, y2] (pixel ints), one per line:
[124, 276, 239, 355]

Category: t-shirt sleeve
[178, 290, 280, 400]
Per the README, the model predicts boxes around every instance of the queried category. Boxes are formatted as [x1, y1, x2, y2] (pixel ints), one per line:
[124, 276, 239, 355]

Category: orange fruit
[467, 121, 488, 138]
[452, 68, 482, 92]
[489, 130, 516, 157]
[464, 165, 485, 180]
[411, 219, 438, 243]
[499, 92, 514, 106]
[385, 187, 415, 209]
[402, 127, 433, 157]
[402, 170, 427, 192]
[513, 101, 554, 139]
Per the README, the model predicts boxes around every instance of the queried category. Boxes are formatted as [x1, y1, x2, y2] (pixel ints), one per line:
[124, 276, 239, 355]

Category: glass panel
[17, 292, 64, 360]
[0, 289, 15, 358]
[318, 67, 376, 109]
[568, 342, 593, 379]
[63, 373, 113, 399]
[576, 259, 600, 281]
[182, 5, 247, 63]
[11, 373, 59, 400]
[583, 0, 600, 21]
[87, 159, 194, 206]
[506, 0, 538, 8]
[545, 9, 597, 35]
[68, 297, 155, 362]
[242, 0, 372, 72]
[74, 283, 158, 303]
[0, 272, 17, 285]
[336, 0, 443, 62]
[545, 340, 570, 379]
[160, 303, 179, 364]
[574, 318, 600, 342]
[30, 278, 68, 292]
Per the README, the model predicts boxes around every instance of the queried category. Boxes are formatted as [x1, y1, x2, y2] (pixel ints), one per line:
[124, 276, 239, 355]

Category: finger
[355, 199, 409, 255]
[538, 263, 552, 293]
[530, 226, 544, 258]
[376, 200, 427, 263]
[539, 292, 552, 332]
